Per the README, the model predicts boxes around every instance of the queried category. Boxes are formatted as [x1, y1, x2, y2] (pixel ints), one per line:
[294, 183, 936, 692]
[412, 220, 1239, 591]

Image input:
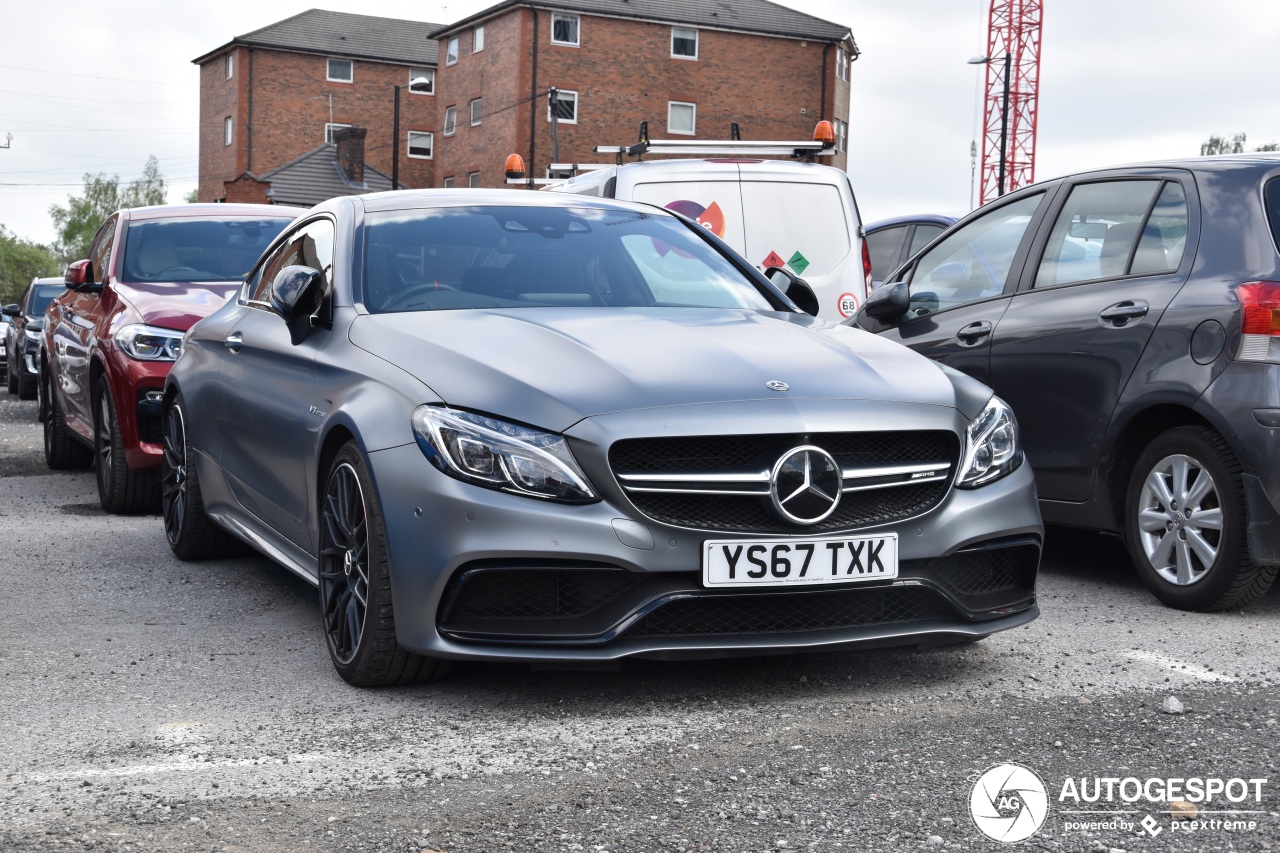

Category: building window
[671, 27, 698, 59]
[468, 171, 481, 188]
[548, 88, 578, 124]
[325, 122, 352, 143]
[223, 116, 233, 146]
[551, 13, 579, 46]
[473, 26, 485, 52]
[443, 106, 457, 136]
[470, 98, 483, 126]
[327, 58, 353, 83]
[446, 36, 459, 65]
[408, 131, 433, 159]
[443, 176, 455, 188]
[409, 67, 434, 95]
[224, 53, 234, 79]
[668, 101, 696, 135]
[834, 118, 847, 153]
[836, 46, 849, 82]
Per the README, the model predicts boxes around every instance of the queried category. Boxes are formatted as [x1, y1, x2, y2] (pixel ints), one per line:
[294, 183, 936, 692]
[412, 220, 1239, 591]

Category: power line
[0, 63, 184, 86]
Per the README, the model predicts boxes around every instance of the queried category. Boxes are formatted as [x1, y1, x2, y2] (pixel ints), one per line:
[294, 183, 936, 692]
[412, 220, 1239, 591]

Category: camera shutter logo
[969, 763, 1050, 843]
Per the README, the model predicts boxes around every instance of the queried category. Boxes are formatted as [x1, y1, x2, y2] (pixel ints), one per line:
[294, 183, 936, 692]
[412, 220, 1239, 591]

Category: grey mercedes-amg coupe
[163, 189, 1042, 686]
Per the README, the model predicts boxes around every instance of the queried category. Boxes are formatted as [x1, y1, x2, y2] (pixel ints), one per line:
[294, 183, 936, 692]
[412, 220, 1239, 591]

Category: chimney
[334, 126, 367, 184]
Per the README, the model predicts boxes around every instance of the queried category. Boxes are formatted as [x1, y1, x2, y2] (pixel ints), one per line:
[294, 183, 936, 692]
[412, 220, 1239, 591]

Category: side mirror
[268, 265, 324, 345]
[28, 318, 44, 332]
[863, 281, 910, 323]
[765, 266, 820, 316]
[2, 304, 19, 318]
[64, 260, 92, 288]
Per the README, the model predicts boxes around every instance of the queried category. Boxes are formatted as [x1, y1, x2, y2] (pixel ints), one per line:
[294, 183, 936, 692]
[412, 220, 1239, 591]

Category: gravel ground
[1, 392, 1277, 852]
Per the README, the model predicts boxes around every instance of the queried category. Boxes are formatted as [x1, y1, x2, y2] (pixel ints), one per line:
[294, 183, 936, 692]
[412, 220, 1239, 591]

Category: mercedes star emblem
[766, 380, 790, 392]
[769, 445, 843, 525]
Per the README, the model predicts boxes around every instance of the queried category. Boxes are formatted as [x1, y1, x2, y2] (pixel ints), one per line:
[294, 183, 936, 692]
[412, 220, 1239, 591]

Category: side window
[909, 224, 946, 255]
[1034, 180, 1175, 288]
[865, 226, 906, 281]
[249, 219, 335, 306]
[908, 193, 1042, 315]
[88, 217, 117, 283]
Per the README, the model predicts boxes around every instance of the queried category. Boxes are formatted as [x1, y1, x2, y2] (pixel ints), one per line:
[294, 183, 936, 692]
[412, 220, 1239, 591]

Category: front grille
[445, 568, 638, 621]
[926, 539, 1039, 612]
[610, 431, 958, 534]
[624, 585, 953, 638]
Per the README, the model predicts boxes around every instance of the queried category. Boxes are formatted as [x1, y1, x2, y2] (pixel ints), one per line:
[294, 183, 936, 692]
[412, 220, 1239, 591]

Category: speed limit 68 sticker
[836, 292, 861, 318]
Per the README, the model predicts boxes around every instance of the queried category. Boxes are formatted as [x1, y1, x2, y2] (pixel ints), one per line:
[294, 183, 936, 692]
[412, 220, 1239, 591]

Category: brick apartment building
[194, 1, 856, 202]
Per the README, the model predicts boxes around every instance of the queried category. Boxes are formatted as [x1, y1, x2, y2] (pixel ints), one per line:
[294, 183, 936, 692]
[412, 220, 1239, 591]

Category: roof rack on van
[504, 121, 837, 187]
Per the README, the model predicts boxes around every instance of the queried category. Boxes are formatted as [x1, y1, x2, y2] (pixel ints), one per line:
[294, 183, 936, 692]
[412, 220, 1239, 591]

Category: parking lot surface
[1, 392, 1277, 852]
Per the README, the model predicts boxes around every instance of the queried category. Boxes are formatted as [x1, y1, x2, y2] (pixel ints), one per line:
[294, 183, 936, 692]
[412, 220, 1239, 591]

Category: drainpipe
[529, 8, 540, 182]
[247, 46, 255, 173]
[820, 44, 830, 122]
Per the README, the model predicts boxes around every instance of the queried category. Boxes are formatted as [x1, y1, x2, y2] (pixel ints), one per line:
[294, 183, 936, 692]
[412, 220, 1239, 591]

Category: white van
[507, 125, 871, 319]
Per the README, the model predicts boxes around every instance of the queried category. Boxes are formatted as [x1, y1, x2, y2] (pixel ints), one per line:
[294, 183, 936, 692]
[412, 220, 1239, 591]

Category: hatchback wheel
[1125, 426, 1277, 611]
[163, 394, 239, 559]
[95, 378, 159, 514]
[5, 353, 16, 394]
[42, 367, 91, 470]
[319, 441, 448, 687]
[16, 364, 36, 400]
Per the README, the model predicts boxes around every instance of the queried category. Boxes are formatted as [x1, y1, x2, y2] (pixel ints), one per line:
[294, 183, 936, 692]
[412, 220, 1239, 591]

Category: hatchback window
[27, 284, 61, 316]
[907, 193, 1042, 314]
[124, 218, 291, 283]
[361, 206, 775, 313]
[1267, 177, 1280, 253]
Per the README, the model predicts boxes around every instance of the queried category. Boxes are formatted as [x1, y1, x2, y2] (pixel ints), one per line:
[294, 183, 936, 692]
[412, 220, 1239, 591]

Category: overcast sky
[2, 0, 1278, 246]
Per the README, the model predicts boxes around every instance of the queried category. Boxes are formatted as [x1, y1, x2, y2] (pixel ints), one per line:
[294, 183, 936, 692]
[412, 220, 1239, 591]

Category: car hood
[350, 308, 962, 432]
[113, 280, 242, 332]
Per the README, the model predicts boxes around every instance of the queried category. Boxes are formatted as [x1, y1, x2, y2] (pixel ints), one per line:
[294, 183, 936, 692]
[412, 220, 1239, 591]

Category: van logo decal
[664, 200, 726, 238]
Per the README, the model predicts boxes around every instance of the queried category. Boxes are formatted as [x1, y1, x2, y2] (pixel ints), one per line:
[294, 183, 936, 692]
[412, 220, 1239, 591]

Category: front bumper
[367, 440, 1043, 663]
[104, 349, 172, 470]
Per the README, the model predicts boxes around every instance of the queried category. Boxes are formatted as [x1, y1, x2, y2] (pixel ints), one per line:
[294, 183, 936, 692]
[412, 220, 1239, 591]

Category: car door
[52, 215, 118, 437]
[216, 217, 336, 552]
[988, 174, 1195, 502]
[860, 191, 1052, 386]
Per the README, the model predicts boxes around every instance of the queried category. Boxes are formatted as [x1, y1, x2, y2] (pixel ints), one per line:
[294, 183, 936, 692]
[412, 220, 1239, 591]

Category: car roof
[865, 213, 958, 232]
[352, 187, 681, 217]
[122, 203, 303, 222]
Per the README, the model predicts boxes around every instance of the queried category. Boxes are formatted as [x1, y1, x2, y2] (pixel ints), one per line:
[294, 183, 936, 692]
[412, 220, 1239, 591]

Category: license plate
[702, 534, 898, 588]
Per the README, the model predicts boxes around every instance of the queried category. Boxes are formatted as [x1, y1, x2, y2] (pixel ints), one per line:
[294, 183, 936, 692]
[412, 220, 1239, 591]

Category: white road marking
[1126, 650, 1237, 683]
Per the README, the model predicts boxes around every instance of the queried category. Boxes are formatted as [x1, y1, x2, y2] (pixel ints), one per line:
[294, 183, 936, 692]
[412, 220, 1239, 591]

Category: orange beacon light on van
[504, 154, 527, 181]
[813, 121, 836, 147]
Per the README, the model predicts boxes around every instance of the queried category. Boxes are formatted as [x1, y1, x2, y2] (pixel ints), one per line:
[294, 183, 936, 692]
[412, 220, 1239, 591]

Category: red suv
[41, 204, 297, 513]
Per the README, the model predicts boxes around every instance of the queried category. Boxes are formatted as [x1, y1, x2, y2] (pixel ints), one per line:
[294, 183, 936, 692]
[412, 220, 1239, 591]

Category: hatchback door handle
[956, 320, 993, 343]
[224, 332, 243, 352]
[1099, 301, 1149, 323]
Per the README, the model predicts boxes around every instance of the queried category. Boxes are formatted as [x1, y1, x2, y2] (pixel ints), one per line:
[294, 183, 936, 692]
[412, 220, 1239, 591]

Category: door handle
[224, 332, 243, 352]
[1099, 301, 1149, 324]
[956, 320, 993, 343]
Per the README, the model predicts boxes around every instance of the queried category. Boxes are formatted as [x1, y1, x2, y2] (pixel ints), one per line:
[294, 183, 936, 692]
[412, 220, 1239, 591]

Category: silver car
[163, 190, 1042, 686]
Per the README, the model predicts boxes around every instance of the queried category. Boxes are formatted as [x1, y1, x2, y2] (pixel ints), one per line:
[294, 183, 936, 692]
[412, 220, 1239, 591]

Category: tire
[16, 366, 36, 400]
[42, 366, 92, 470]
[94, 377, 160, 514]
[163, 393, 240, 560]
[5, 352, 15, 394]
[318, 441, 449, 687]
[1124, 425, 1278, 611]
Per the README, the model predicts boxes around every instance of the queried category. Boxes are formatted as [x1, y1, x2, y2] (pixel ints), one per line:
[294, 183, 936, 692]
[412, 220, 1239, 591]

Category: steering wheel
[381, 282, 457, 310]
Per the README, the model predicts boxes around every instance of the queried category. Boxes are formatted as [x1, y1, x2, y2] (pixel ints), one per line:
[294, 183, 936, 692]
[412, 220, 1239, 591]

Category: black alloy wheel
[6, 352, 16, 394]
[42, 365, 91, 470]
[318, 442, 447, 687]
[94, 378, 159, 514]
[162, 395, 238, 559]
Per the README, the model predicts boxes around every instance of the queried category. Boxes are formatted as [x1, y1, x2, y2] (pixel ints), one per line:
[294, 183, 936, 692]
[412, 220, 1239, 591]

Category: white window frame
[446, 36, 459, 65]
[470, 98, 483, 126]
[473, 26, 485, 52]
[325, 122, 352, 144]
[547, 88, 578, 124]
[409, 67, 435, 95]
[407, 131, 434, 159]
[468, 171, 481, 188]
[671, 27, 698, 60]
[224, 53, 234, 79]
[326, 58, 353, 83]
[443, 176, 456, 188]
[223, 116, 233, 146]
[668, 101, 696, 136]
[443, 106, 457, 137]
[551, 13, 580, 46]
[835, 118, 847, 153]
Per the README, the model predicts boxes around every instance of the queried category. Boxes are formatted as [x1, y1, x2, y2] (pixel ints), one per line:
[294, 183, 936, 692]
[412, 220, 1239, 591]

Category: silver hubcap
[1137, 453, 1223, 586]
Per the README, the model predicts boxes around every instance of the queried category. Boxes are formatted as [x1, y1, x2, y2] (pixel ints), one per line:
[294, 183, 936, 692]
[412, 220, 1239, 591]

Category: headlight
[114, 324, 184, 361]
[957, 396, 1023, 488]
[23, 327, 41, 343]
[411, 406, 598, 503]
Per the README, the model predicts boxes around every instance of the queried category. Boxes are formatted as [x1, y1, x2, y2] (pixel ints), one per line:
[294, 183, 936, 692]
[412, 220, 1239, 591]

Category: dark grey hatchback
[854, 154, 1280, 611]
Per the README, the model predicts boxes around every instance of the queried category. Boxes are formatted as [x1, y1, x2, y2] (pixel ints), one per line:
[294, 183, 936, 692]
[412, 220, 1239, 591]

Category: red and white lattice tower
[978, 0, 1042, 206]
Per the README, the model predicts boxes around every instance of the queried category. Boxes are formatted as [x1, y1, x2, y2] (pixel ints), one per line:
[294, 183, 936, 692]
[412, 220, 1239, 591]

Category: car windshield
[28, 284, 62, 316]
[362, 205, 776, 313]
[122, 217, 291, 283]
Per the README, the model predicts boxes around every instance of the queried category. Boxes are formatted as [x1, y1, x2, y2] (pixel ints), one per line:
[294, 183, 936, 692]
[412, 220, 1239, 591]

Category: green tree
[1200, 132, 1280, 155]
[184, 188, 199, 203]
[48, 155, 168, 263]
[0, 225, 60, 305]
